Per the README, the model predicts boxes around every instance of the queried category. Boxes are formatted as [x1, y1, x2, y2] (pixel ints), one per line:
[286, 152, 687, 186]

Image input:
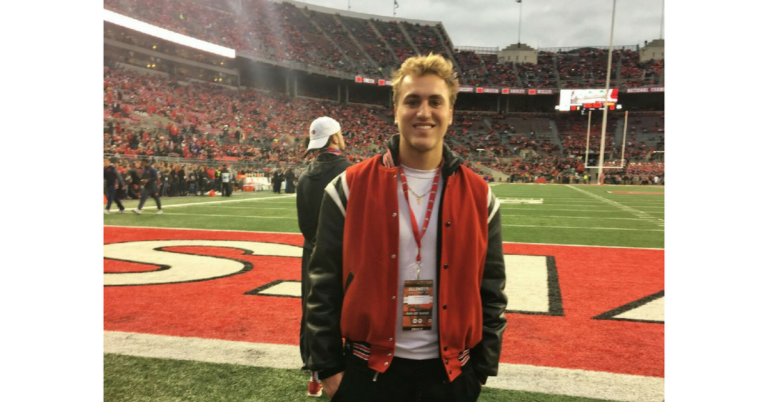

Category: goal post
[584, 110, 628, 170]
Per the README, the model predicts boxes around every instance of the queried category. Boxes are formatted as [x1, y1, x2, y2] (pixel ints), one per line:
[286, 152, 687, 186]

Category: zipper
[373, 372, 379, 382]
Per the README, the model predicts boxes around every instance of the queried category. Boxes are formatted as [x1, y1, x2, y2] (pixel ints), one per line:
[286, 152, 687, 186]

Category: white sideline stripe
[504, 215, 650, 221]
[127, 195, 295, 211]
[502, 205, 665, 210]
[501, 207, 658, 214]
[503, 224, 663, 232]
[212, 206, 294, 210]
[104, 331, 664, 402]
[160, 213, 293, 219]
[104, 226, 664, 250]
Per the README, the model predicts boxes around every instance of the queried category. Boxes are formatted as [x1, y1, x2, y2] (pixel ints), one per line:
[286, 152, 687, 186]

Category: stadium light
[103, 9, 236, 59]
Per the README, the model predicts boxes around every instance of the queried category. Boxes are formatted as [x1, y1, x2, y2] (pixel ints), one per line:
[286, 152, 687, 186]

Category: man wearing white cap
[296, 116, 352, 397]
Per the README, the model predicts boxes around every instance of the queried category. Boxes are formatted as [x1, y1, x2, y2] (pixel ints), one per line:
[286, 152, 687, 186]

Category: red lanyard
[323, 148, 342, 155]
[399, 164, 441, 278]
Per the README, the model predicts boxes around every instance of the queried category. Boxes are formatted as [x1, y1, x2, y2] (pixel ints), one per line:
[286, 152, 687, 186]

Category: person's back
[297, 153, 352, 250]
[296, 116, 351, 397]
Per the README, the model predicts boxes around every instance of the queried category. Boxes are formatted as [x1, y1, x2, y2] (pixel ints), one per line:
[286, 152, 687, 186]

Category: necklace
[407, 186, 431, 205]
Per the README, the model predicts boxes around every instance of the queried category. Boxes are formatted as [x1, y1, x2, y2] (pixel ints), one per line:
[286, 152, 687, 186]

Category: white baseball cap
[306, 117, 341, 154]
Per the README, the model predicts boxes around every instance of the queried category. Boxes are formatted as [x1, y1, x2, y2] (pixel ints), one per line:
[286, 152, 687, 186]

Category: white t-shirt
[394, 165, 443, 360]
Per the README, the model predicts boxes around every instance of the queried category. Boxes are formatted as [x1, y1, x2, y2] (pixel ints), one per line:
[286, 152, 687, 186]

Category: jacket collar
[382, 134, 463, 176]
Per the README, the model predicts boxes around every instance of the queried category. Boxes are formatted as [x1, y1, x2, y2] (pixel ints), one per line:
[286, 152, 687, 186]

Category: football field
[104, 183, 664, 401]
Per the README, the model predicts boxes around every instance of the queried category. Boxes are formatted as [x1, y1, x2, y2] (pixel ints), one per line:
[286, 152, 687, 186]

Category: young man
[306, 54, 507, 402]
[132, 159, 163, 214]
[104, 157, 126, 214]
[296, 117, 352, 397]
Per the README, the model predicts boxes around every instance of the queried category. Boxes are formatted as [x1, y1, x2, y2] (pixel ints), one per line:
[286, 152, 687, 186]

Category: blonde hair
[392, 53, 460, 107]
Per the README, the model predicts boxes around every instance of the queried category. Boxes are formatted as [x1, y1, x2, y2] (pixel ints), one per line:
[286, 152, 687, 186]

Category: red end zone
[104, 226, 664, 378]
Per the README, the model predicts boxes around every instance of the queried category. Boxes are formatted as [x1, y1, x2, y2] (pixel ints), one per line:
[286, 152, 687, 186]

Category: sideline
[117, 194, 295, 211]
[104, 331, 664, 402]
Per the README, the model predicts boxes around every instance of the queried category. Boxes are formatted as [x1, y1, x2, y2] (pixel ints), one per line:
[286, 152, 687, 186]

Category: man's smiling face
[394, 74, 454, 156]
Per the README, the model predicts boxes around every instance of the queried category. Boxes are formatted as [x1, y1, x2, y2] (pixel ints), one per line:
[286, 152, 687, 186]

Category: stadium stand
[103, 0, 664, 185]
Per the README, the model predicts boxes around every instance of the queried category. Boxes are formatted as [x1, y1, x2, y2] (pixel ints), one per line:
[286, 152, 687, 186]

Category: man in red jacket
[306, 54, 507, 402]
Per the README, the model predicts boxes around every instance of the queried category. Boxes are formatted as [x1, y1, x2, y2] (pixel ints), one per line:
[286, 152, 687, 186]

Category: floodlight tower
[597, 0, 617, 185]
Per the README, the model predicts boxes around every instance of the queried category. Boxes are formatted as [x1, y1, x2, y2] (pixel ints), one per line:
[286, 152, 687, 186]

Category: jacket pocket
[344, 272, 355, 293]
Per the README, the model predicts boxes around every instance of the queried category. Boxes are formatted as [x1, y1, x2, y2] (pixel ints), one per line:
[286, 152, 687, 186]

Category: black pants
[299, 248, 312, 369]
[223, 182, 233, 196]
[332, 348, 482, 402]
[106, 186, 125, 211]
[138, 184, 162, 210]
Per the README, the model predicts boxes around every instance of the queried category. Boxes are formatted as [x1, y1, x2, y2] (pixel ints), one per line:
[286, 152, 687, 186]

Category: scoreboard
[556, 88, 621, 112]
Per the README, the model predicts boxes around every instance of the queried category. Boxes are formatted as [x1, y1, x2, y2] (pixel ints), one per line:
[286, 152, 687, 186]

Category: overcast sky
[293, 0, 665, 49]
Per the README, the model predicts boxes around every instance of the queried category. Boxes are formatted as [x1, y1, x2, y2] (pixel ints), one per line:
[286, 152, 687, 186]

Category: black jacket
[296, 153, 352, 250]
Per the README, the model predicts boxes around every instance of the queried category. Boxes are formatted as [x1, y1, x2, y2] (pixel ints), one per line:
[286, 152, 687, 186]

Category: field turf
[104, 183, 663, 402]
[104, 184, 664, 249]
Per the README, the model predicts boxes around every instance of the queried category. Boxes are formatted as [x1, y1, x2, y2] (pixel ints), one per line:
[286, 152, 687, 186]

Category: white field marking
[127, 195, 296, 211]
[160, 213, 294, 219]
[497, 198, 544, 204]
[195, 206, 294, 210]
[504, 215, 650, 221]
[505, 255, 549, 313]
[566, 185, 664, 227]
[104, 331, 664, 402]
[103, 226, 665, 250]
[615, 297, 665, 322]
[501, 208, 634, 213]
[503, 224, 663, 232]
[257, 281, 302, 297]
[104, 240, 301, 286]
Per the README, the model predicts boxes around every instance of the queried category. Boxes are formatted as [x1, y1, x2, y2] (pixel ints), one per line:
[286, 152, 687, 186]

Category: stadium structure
[103, 1, 665, 401]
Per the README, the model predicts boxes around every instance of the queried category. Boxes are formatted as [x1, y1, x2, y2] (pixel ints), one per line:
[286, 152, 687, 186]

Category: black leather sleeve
[305, 187, 347, 376]
[470, 194, 508, 384]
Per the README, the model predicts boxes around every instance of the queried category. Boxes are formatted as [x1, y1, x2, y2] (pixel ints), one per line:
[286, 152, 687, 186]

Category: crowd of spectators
[481, 55, 518, 87]
[105, 0, 663, 89]
[104, 57, 664, 182]
[400, 21, 448, 59]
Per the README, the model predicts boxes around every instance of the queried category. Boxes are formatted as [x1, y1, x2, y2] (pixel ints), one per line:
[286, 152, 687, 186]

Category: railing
[455, 46, 499, 55]
[540, 45, 640, 53]
[103, 153, 305, 171]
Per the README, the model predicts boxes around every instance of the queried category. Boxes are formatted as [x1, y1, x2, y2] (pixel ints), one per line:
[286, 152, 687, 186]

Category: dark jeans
[299, 248, 312, 369]
[106, 186, 124, 211]
[138, 184, 162, 210]
[331, 347, 482, 402]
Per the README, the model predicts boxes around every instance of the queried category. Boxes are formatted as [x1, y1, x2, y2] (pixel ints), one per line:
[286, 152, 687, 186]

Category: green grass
[104, 354, 621, 402]
[105, 184, 664, 248]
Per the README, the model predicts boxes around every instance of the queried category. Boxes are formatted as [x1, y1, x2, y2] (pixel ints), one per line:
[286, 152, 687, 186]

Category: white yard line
[192, 206, 293, 210]
[104, 331, 664, 402]
[501, 207, 641, 213]
[504, 215, 650, 221]
[566, 185, 665, 227]
[127, 195, 296, 211]
[503, 224, 663, 232]
[161, 213, 293, 219]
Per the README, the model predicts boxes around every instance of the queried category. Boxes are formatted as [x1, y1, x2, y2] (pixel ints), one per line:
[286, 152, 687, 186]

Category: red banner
[377, 79, 393, 86]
